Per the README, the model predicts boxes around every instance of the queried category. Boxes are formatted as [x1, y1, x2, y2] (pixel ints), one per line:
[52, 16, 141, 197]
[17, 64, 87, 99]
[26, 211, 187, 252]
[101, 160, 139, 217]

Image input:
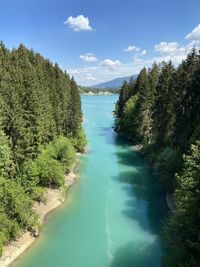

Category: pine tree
[173, 49, 200, 151]
[164, 141, 200, 267]
[136, 64, 159, 143]
[152, 61, 175, 147]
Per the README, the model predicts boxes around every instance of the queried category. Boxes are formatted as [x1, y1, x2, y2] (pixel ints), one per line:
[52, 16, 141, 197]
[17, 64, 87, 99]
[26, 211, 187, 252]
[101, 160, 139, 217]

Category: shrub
[0, 177, 37, 238]
[51, 136, 76, 172]
[72, 128, 87, 153]
[0, 130, 14, 178]
[18, 136, 77, 191]
[156, 147, 182, 192]
[34, 155, 64, 188]
[0, 232, 4, 256]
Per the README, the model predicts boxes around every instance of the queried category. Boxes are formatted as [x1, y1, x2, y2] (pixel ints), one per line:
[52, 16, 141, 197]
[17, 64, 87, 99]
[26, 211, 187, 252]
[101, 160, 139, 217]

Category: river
[13, 95, 167, 267]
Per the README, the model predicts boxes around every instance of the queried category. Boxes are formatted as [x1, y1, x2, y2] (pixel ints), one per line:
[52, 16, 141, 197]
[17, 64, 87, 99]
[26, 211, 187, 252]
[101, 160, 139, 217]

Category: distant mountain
[90, 75, 137, 89]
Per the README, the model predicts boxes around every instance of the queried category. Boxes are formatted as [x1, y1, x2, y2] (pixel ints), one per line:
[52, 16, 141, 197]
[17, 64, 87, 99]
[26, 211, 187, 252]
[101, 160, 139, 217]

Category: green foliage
[0, 130, 14, 178]
[50, 136, 76, 171]
[164, 141, 200, 267]
[152, 62, 175, 146]
[115, 77, 137, 119]
[0, 177, 38, 248]
[17, 162, 44, 202]
[0, 212, 20, 243]
[0, 177, 37, 229]
[79, 86, 120, 94]
[0, 42, 85, 255]
[119, 94, 139, 137]
[72, 128, 87, 152]
[189, 123, 200, 145]
[172, 49, 200, 151]
[0, 231, 4, 256]
[22, 136, 77, 188]
[155, 147, 182, 192]
[34, 155, 64, 188]
[0, 42, 83, 165]
[115, 49, 200, 266]
[137, 63, 160, 143]
[37, 136, 76, 173]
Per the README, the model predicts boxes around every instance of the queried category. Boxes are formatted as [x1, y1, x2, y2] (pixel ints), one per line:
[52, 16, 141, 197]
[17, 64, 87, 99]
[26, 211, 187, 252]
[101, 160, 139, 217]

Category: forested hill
[90, 75, 137, 89]
[0, 42, 86, 255]
[114, 49, 200, 267]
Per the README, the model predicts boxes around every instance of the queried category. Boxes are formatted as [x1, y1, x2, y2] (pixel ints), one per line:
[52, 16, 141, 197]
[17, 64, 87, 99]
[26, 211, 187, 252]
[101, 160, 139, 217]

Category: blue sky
[0, 0, 200, 86]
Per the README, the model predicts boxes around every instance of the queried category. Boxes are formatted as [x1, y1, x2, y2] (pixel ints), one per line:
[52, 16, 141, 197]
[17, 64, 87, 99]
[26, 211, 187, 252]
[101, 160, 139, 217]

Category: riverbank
[0, 169, 77, 267]
[132, 143, 176, 213]
[80, 93, 117, 96]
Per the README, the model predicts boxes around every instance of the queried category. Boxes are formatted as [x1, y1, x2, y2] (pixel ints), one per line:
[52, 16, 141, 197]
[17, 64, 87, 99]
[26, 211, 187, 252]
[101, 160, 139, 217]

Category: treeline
[0, 42, 86, 255]
[114, 49, 200, 267]
[79, 86, 120, 94]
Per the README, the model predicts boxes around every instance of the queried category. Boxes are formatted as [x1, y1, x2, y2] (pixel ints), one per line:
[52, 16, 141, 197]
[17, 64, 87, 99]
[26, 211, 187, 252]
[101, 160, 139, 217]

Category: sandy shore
[0, 171, 76, 267]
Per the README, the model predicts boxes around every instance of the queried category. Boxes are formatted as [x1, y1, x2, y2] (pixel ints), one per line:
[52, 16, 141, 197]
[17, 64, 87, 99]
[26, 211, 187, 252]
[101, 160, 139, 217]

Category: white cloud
[80, 53, 98, 62]
[154, 42, 179, 53]
[124, 45, 147, 62]
[64, 15, 93, 32]
[100, 59, 122, 70]
[67, 63, 139, 86]
[124, 45, 140, 52]
[185, 24, 200, 41]
[66, 38, 200, 86]
[133, 57, 143, 63]
[68, 69, 80, 75]
[153, 40, 198, 64]
[138, 49, 146, 56]
[152, 54, 187, 65]
[154, 40, 200, 60]
[183, 40, 199, 53]
[84, 73, 97, 82]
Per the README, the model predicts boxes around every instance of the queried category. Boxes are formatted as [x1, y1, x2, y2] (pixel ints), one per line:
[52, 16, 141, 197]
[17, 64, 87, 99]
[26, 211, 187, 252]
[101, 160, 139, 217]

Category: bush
[38, 136, 76, 172]
[0, 130, 14, 178]
[0, 177, 38, 240]
[0, 213, 21, 242]
[34, 155, 64, 188]
[0, 231, 4, 256]
[72, 128, 87, 153]
[156, 147, 182, 192]
[18, 136, 77, 191]
[51, 136, 76, 172]
[189, 123, 200, 145]
[23, 136, 78, 188]
[120, 95, 139, 138]
[164, 141, 200, 266]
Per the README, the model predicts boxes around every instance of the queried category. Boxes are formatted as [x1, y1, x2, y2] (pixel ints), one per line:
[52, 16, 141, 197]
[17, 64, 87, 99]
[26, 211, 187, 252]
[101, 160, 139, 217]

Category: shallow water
[13, 95, 166, 267]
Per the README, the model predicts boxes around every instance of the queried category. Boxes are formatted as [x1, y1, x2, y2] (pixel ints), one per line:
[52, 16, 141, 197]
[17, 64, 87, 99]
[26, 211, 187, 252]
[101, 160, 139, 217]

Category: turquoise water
[13, 95, 166, 267]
